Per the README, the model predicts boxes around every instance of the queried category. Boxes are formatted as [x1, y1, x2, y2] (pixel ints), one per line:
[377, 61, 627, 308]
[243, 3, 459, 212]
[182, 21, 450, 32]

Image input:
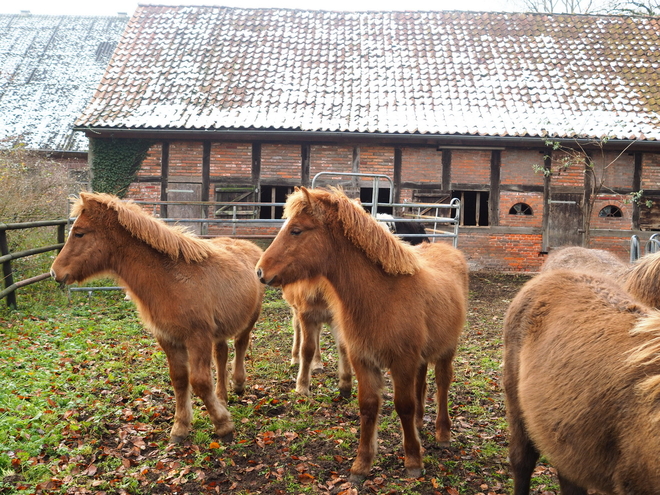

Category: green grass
[0, 274, 561, 494]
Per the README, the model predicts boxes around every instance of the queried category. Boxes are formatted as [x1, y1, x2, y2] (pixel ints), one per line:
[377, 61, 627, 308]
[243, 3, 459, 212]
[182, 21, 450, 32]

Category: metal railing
[630, 233, 660, 262]
[1, 220, 67, 308]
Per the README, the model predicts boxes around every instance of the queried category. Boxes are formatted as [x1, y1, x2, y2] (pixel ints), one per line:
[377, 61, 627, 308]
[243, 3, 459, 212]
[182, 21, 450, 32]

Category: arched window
[509, 203, 533, 216]
[598, 205, 622, 218]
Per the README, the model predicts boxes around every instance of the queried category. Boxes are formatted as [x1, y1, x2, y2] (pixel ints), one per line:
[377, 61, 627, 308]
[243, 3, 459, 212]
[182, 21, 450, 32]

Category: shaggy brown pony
[256, 187, 468, 480]
[50, 192, 264, 442]
[282, 277, 352, 397]
[542, 246, 660, 309]
[541, 245, 629, 280]
[503, 269, 660, 494]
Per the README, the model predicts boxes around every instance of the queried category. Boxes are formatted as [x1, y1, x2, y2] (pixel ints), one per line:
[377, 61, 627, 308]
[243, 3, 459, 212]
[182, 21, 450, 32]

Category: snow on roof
[0, 13, 129, 152]
[77, 6, 660, 141]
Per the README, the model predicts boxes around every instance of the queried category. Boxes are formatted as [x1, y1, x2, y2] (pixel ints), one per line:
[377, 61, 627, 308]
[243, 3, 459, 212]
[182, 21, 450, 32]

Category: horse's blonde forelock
[286, 187, 420, 276]
[80, 192, 214, 263]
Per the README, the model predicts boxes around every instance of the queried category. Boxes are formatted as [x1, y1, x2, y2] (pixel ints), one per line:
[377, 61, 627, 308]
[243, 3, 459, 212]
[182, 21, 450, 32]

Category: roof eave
[73, 127, 660, 151]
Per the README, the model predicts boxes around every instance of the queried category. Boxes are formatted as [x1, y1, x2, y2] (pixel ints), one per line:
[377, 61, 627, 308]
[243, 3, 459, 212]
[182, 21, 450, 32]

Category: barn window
[598, 205, 622, 218]
[509, 203, 533, 216]
[452, 190, 489, 226]
[258, 185, 292, 220]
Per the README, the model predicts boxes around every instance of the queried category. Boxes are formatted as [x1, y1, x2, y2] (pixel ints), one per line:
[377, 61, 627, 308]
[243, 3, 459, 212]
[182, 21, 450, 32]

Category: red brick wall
[551, 149, 586, 188]
[126, 182, 161, 203]
[210, 143, 251, 177]
[499, 191, 544, 228]
[589, 195, 632, 230]
[500, 149, 545, 186]
[359, 146, 394, 177]
[642, 153, 660, 190]
[592, 151, 634, 190]
[310, 145, 353, 177]
[138, 143, 162, 177]
[261, 144, 301, 181]
[451, 150, 490, 184]
[169, 142, 203, 177]
[459, 231, 545, 272]
[401, 147, 442, 184]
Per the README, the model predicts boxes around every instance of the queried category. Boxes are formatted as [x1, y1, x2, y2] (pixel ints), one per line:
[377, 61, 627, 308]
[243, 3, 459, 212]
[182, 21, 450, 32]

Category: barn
[74, 6, 660, 272]
[0, 12, 129, 182]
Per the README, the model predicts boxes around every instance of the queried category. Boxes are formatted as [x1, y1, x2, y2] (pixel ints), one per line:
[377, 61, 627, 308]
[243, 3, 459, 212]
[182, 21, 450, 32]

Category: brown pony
[256, 187, 468, 480]
[542, 246, 660, 309]
[503, 269, 660, 494]
[282, 278, 352, 397]
[50, 192, 264, 442]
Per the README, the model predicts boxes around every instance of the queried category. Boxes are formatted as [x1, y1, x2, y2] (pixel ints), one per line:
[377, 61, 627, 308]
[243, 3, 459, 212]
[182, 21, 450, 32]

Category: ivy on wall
[90, 138, 153, 197]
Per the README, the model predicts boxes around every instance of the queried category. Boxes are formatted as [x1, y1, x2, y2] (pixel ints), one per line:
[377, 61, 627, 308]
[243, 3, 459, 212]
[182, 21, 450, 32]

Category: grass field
[0, 272, 561, 495]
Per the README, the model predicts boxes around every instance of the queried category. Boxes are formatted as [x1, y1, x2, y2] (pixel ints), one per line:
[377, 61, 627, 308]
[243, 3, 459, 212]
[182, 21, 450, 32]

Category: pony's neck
[322, 237, 390, 317]
[111, 235, 172, 300]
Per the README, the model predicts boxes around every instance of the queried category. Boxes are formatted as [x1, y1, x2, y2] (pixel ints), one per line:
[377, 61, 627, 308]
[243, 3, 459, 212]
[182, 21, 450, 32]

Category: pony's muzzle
[50, 268, 68, 289]
[256, 267, 266, 284]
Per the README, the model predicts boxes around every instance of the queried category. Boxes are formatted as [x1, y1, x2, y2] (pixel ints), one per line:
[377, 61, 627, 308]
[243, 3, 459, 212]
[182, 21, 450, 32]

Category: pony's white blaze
[279, 218, 290, 232]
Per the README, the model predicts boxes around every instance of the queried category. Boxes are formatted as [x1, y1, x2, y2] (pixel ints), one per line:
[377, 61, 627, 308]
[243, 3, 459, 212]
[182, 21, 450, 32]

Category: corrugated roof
[0, 14, 129, 152]
[77, 6, 660, 141]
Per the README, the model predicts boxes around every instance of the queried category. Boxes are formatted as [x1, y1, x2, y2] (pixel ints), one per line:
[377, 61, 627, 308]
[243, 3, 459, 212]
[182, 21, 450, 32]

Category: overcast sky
[4, 0, 519, 17]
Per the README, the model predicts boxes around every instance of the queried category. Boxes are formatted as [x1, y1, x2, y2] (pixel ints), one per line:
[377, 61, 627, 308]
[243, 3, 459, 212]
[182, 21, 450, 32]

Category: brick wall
[451, 150, 490, 184]
[401, 147, 442, 184]
[551, 149, 586, 188]
[310, 145, 353, 177]
[169, 142, 203, 177]
[121, 138, 660, 273]
[261, 144, 301, 181]
[500, 149, 545, 186]
[138, 143, 162, 177]
[210, 143, 252, 178]
[499, 191, 544, 228]
[592, 151, 635, 190]
[359, 146, 394, 177]
[460, 231, 545, 272]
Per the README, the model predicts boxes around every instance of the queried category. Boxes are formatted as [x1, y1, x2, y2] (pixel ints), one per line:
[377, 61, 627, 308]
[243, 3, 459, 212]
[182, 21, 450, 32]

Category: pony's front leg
[349, 359, 384, 482]
[295, 315, 323, 395]
[391, 362, 423, 478]
[159, 339, 192, 443]
[434, 353, 455, 445]
[189, 339, 234, 441]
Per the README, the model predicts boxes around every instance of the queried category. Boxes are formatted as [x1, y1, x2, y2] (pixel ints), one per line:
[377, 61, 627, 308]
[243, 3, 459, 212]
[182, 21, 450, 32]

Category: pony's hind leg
[213, 340, 230, 404]
[349, 358, 384, 481]
[159, 339, 193, 443]
[331, 323, 352, 398]
[231, 323, 253, 396]
[434, 353, 455, 445]
[189, 338, 234, 441]
[507, 403, 540, 495]
[391, 362, 424, 478]
[415, 362, 428, 429]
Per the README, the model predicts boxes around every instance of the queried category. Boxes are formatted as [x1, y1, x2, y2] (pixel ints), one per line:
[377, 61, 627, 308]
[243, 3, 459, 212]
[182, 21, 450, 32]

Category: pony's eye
[290, 228, 302, 236]
[74, 232, 85, 238]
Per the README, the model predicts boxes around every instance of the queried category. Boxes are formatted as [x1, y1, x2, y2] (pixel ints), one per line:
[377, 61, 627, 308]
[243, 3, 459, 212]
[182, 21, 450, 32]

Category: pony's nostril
[256, 268, 263, 280]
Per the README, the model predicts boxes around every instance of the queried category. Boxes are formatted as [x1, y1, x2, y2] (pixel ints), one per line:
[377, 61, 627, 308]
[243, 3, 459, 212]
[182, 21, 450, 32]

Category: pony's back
[541, 246, 628, 279]
[504, 270, 660, 494]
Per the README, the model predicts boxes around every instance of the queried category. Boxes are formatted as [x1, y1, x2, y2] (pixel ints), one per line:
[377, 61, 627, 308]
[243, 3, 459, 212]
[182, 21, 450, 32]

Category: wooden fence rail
[0, 219, 67, 308]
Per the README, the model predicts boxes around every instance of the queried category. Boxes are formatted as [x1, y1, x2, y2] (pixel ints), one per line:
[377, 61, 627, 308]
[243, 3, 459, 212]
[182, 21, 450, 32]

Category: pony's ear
[300, 187, 314, 206]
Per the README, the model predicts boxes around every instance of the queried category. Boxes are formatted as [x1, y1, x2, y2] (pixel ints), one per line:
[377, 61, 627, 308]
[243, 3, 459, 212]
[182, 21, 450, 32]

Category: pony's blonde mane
[623, 251, 660, 309]
[284, 187, 420, 275]
[626, 310, 660, 405]
[75, 192, 214, 263]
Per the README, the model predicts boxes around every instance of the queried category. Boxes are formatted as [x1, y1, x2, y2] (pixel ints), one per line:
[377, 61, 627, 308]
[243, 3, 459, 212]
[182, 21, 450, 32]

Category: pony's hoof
[405, 467, 423, 478]
[339, 387, 352, 399]
[233, 384, 245, 396]
[169, 434, 187, 444]
[348, 472, 366, 484]
[218, 430, 234, 444]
